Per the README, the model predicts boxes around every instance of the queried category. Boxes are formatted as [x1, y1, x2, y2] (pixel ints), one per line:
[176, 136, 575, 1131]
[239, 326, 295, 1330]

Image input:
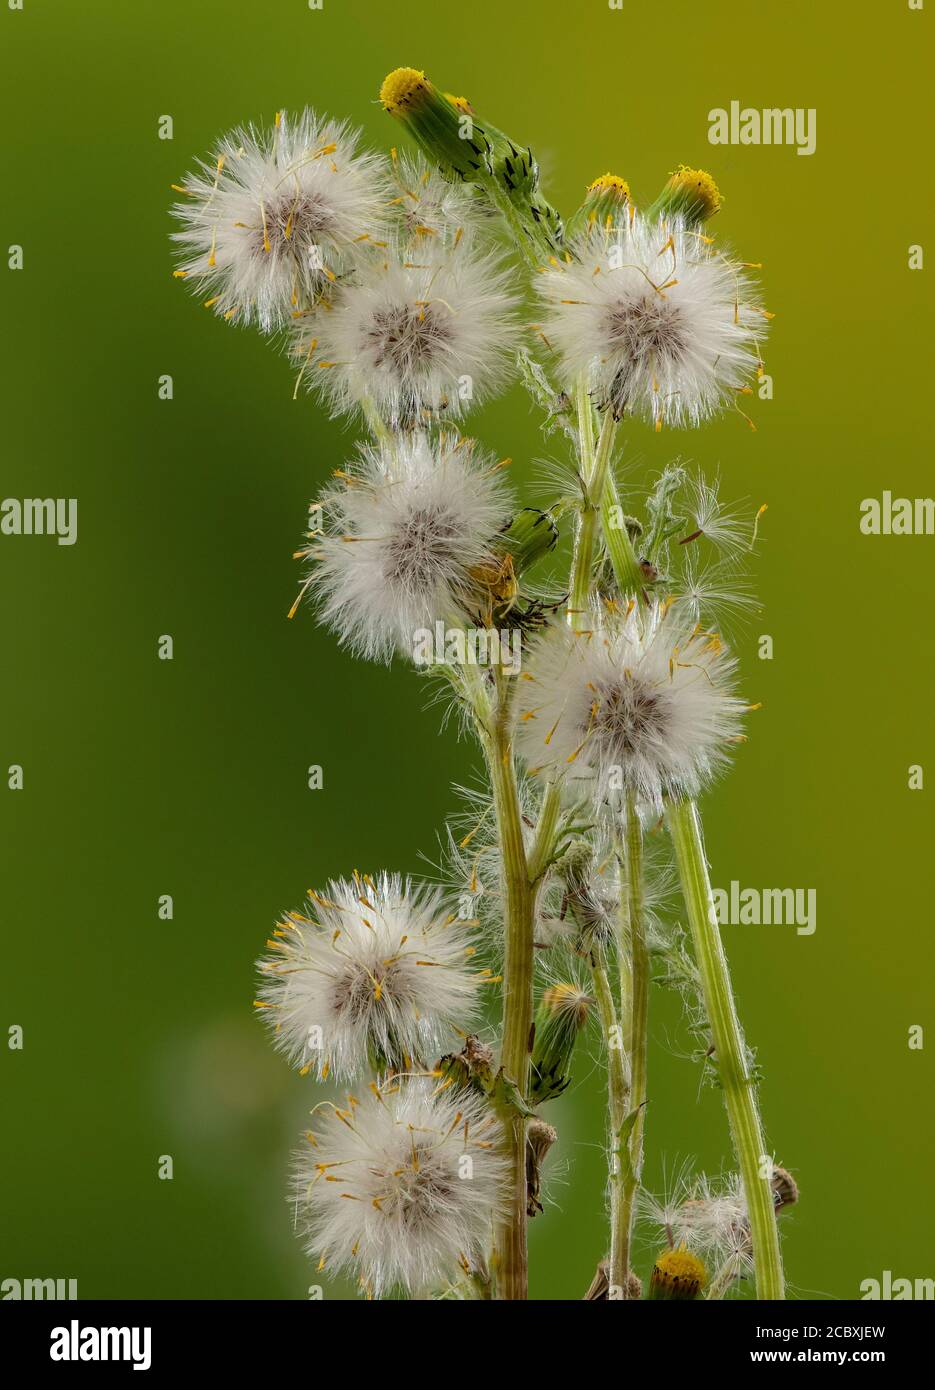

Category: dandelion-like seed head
[293, 237, 520, 426]
[171, 109, 390, 331]
[298, 433, 514, 663]
[390, 153, 487, 249]
[538, 211, 767, 430]
[257, 872, 482, 1080]
[515, 603, 747, 817]
[641, 1170, 760, 1287]
[294, 1078, 508, 1296]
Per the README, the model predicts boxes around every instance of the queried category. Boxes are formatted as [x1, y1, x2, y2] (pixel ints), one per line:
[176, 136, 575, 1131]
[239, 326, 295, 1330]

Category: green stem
[569, 409, 617, 628]
[616, 796, 649, 1291]
[591, 951, 630, 1296]
[360, 393, 393, 448]
[576, 375, 596, 470]
[666, 798, 785, 1300]
[706, 1257, 741, 1301]
[528, 781, 561, 885]
[477, 170, 551, 268]
[524, 382, 603, 896]
[569, 381, 644, 603]
[476, 669, 534, 1301]
[600, 471, 645, 599]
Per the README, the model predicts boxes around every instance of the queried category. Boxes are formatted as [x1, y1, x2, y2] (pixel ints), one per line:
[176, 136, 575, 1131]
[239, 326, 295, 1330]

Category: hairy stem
[666, 797, 785, 1300]
[591, 949, 630, 1296]
[477, 669, 534, 1300]
[477, 170, 551, 267]
[360, 393, 393, 448]
[569, 408, 617, 625]
[528, 781, 561, 885]
[706, 1257, 741, 1301]
[615, 796, 649, 1291]
[600, 471, 646, 599]
[569, 386, 644, 1293]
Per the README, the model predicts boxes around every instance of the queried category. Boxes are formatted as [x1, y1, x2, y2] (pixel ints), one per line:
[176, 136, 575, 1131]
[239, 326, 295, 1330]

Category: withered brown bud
[435, 1034, 495, 1096]
[526, 1118, 558, 1217]
[771, 1165, 799, 1211]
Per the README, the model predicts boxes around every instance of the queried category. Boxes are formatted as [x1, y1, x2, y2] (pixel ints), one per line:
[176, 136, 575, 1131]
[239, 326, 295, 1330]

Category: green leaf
[613, 1104, 646, 1186]
[489, 1067, 537, 1120]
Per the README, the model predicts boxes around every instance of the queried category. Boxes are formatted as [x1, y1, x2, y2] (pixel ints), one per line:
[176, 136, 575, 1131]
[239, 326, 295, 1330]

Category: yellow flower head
[649, 1247, 707, 1301]
[668, 165, 722, 217]
[586, 173, 631, 202]
[380, 67, 429, 114]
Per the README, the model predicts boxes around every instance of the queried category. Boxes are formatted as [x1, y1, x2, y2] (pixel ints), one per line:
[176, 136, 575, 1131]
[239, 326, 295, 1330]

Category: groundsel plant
[174, 66, 796, 1300]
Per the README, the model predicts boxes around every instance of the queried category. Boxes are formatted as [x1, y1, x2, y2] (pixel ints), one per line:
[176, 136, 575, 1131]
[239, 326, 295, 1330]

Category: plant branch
[614, 795, 649, 1291]
[472, 667, 534, 1300]
[665, 797, 785, 1300]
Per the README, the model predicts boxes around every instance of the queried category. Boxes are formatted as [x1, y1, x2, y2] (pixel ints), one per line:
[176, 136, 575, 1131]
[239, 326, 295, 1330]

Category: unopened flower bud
[645, 165, 722, 226]
[771, 1165, 799, 1211]
[381, 67, 563, 256]
[566, 173, 631, 239]
[479, 119, 565, 254]
[380, 68, 490, 181]
[526, 1117, 558, 1217]
[494, 508, 559, 577]
[436, 1033, 496, 1097]
[529, 982, 592, 1103]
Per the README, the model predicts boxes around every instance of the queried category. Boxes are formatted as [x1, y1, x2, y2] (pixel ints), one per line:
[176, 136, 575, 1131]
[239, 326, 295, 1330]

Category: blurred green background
[1, 0, 931, 1301]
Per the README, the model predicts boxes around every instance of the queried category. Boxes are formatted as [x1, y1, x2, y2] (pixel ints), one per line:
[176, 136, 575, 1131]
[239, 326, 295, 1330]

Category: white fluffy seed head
[257, 873, 482, 1080]
[294, 1078, 508, 1296]
[539, 213, 767, 429]
[677, 554, 759, 634]
[389, 153, 489, 249]
[293, 238, 520, 426]
[686, 475, 754, 558]
[642, 1172, 753, 1274]
[171, 109, 390, 331]
[300, 433, 514, 663]
[515, 604, 747, 817]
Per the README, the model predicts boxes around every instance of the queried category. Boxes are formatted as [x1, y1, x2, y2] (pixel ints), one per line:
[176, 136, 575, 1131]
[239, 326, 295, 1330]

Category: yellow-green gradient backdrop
[1, 0, 931, 1300]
